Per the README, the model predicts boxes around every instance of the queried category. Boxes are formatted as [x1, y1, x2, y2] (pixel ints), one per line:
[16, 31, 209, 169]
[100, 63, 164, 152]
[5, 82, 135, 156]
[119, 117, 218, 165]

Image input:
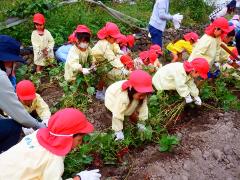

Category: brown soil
[98, 109, 240, 180]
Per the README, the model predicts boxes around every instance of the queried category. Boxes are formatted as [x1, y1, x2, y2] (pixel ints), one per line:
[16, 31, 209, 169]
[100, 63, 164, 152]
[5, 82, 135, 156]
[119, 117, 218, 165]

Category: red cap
[150, 44, 163, 55]
[120, 55, 134, 70]
[183, 32, 199, 42]
[126, 35, 135, 47]
[184, 58, 209, 79]
[122, 70, 153, 93]
[75, 25, 91, 34]
[229, 47, 238, 60]
[37, 108, 94, 156]
[33, 13, 45, 25]
[16, 80, 36, 101]
[116, 34, 128, 46]
[213, 17, 232, 33]
[139, 50, 158, 65]
[205, 17, 232, 36]
[68, 32, 76, 43]
[97, 22, 122, 39]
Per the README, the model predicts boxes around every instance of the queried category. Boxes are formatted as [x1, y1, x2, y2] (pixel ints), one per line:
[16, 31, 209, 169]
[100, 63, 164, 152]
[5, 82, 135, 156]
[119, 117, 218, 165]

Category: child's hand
[42, 48, 48, 57]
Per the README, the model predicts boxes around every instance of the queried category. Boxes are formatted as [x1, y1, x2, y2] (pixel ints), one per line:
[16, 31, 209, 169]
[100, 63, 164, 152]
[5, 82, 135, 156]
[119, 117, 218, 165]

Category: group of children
[0, 10, 240, 179]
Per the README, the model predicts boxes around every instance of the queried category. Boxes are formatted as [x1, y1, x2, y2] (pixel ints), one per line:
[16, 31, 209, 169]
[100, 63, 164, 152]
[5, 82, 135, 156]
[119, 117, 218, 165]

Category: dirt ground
[39, 75, 240, 180]
[38, 26, 240, 180]
[94, 109, 240, 180]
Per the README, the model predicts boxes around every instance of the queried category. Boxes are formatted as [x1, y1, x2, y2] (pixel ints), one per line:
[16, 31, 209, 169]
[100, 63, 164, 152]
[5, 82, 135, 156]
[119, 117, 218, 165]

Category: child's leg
[36, 65, 44, 73]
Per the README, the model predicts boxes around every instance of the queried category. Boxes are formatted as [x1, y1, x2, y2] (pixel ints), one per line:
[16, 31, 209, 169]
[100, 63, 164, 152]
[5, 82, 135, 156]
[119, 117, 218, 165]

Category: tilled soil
[98, 109, 240, 180]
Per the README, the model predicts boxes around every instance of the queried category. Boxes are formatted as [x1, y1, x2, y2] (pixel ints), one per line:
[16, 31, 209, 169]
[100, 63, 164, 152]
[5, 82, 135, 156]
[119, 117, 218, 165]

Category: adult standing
[148, 0, 183, 47]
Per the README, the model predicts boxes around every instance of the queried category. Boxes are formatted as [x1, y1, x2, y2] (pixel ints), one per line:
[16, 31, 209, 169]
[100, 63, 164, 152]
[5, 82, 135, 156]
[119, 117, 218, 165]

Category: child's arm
[66, 48, 83, 72]
[102, 44, 123, 68]
[186, 79, 199, 98]
[113, 43, 124, 55]
[31, 31, 42, 56]
[35, 94, 51, 125]
[181, 41, 193, 55]
[47, 30, 55, 52]
[174, 73, 191, 98]
[42, 157, 64, 180]
[137, 98, 148, 123]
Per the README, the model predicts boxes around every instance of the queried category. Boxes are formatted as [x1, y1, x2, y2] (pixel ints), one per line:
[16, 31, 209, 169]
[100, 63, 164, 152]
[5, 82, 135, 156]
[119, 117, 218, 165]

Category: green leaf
[87, 87, 95, 96]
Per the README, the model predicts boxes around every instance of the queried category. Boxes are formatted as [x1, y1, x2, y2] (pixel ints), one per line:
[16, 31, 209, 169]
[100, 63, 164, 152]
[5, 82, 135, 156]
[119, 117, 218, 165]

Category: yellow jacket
[23, 93, 51, 124]
[0, 132, 67, 180]
[152, 62, 199, 98]
[64, 45, 95, 81]
[31, 29, 55, 66]
[166, 40, 193, 55]
[105, 80, 148, 131]
[91, 39, 123, 68]
[188, 34, 221, 67]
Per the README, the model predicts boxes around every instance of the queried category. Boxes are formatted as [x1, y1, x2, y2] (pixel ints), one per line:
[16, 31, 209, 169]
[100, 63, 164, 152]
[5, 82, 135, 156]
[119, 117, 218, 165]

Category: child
[153, 58, 209, 105]
[105, 70, 153, 140]
[0, 35, 26, 89]
[134, 49, 162, 71]
[120, 54, 135, 72]
[0, 108, 101, 180]
[64, 25, 96, 82]
[116, 34, 135, 54]
[31, 13, 55, 73]
[188, 17, 232, 68]
[92, 22, 124, 70]
[16, 80, 51, 125]
[92, 22, 126, 98]
[166, 32, 199, 62]
[218, 26, 235, 66]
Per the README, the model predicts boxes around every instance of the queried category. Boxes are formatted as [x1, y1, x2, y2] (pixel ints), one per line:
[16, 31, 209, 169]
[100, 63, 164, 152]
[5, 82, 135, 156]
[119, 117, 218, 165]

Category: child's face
[71, 134, 84, 149]
[133, 92, 148, 100]
[189, 39, 195, 44]
[21, 100, 33, 106]
[214, 27, 223, 37]
[106, 36, 116, 44]
[76, 39, 89, 51]
[142, 58, 150, 65]
[34, 23, 44, 31]
[223, 35, 234, 44]
[190, 70, 201, 78]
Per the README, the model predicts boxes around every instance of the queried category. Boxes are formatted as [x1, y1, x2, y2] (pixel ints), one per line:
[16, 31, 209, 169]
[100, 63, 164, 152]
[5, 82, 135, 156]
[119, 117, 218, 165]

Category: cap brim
[200, 73, 208, 79]
[19, 94, 36, 101]
[135, 86, 154, 93]
[0, 52, 26, 63]
[79, 121, 94, 134]
[111, 33, 123, 39]
[222, 26, 235, 33]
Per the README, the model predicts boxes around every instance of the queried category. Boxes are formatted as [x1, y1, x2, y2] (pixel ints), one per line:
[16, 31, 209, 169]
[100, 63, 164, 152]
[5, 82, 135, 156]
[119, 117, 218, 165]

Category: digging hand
[185, 94, 193, 104]
[194, 96, 202, 106]
[82, 68, 90, 75]
[114, 130, 124, 141]
[137, 123, 146, 132]
[77, 169, 101, 180]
